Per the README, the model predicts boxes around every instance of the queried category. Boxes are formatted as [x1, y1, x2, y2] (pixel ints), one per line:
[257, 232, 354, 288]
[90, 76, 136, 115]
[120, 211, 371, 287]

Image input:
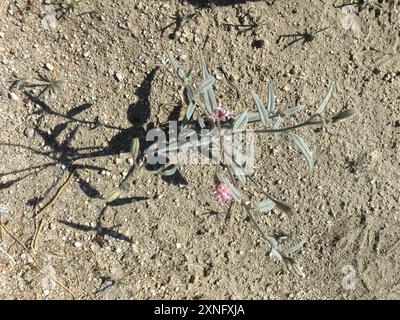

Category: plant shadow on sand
[0, 68, 188, 244]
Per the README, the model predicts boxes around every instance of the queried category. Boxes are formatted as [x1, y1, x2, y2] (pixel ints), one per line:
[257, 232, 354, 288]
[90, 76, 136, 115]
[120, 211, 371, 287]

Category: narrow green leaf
[266, 236, 283, 261]
[130, 138, 140, 162]
[291, 133, 313, 171]
[272, 116, 283, 134]
[161, 165, 177, 176]
[314, 83, 334, 116]
[247, 112, 261, 122]
[331, 109, 355, 123]
[251, 91, 269, 128]
[201, 58, 218, 114]
[196, 76, 215, 94]
[183, 101, 196, 124]
[256, 199, 276, 213]
[168, 52, 185, 82]
[198, 116, 205, 129]
[267, 84, 275, 113]
[288, 240, 306, 255]
[284, 104, 304, 116]
[105, 188, 121, 203]
[233, 111, 248, 131]
[270, 197, 298, 216]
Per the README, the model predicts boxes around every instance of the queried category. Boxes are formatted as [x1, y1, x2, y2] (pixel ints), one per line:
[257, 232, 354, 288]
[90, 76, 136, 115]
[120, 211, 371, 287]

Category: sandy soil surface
[0, 0, 399, 300]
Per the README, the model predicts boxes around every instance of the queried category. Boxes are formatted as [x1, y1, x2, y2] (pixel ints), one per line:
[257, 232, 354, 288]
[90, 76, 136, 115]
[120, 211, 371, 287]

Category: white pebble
[115, 72, 124, 82]
[9, 92, 19, 101]
[45, 63, 54, 71]
[74, 241, 82, 248]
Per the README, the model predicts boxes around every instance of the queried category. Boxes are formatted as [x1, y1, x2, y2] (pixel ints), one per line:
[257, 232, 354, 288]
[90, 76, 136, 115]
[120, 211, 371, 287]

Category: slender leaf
[105, 188, 121, 203]
[267, 84, 275, 113]
[266, 236, 283, 261]
[247, 111, 261, 122]
[196, 76, 215, 94]
[256, 199, 276, 213]
[314, 83, 334, 116]
[198, 116, 205, 129]
[251, 91, 269, 128]
[161, 165, 177, 176]
[183, 101, 196, 123]
[288, 240, 306, 255]
[130, 138, 140, 162]
[292, 133, 313, 171]
[272, 116, 283, 135]
[284, 104, 304, 116]
[168, 52, 185, 82]
[233, 111, 248, 131]
[201, 58, 218, 114]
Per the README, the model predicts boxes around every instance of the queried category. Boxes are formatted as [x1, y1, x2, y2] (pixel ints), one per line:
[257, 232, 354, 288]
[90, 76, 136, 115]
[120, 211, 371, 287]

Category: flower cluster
[213, 182, 233, 205]
[209, 104, 235, 124]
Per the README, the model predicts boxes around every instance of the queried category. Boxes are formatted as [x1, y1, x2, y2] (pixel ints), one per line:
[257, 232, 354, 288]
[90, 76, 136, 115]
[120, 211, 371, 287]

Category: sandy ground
[0, 0, 399, 299]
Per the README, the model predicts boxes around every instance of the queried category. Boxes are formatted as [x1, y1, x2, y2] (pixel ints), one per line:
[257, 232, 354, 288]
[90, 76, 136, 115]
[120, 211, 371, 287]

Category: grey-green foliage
[166, 53, 349, 179]
[250, 83, 335, 171]
[140, 53, 353, 271]
[168, 53, 216, 127]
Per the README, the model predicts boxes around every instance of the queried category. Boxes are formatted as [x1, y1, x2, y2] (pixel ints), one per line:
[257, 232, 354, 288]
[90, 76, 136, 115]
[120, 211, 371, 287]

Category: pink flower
[213, 182, 233, 205]
[209, 104, 235, 124]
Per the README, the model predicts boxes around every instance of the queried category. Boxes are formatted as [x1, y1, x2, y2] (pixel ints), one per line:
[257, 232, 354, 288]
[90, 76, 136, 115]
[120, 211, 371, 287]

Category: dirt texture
[0, 0, 399, 299]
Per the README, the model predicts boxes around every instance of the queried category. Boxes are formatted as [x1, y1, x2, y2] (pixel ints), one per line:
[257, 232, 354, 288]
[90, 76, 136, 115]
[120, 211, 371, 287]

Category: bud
[331, 109, 355, 124]
[105, 188, 121, 203]
[271, 198, 297, 216]
[130, 138, 140, 163]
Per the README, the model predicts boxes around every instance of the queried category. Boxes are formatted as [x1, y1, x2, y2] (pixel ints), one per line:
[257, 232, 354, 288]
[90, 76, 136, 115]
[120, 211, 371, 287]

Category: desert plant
[334, 0, 382, 11]
[25, 74, 62, 97]
[224, 16, 269, 35]
[278, 26, 330, 49]
[105, 53, 354, 275]
[57, 0, 81, 20]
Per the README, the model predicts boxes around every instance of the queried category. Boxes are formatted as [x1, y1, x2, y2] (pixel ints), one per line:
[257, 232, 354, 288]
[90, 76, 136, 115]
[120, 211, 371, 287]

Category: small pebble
[24, 128, 34, 138]
[22, 270, 33, 284]
[115, 72, 124, 82]
[74, 241, 82, 248]
[9, 92, 19, 101]
[45, 63, 54, 71]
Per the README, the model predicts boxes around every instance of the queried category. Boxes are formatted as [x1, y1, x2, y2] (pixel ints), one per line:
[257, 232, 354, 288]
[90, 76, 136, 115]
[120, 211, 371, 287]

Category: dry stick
[31, 169, 76, 252]
[0, 245, 16, 265]
[34, 169, 76, 217]
[0, 220, 40, 266]
[31, 219, 44, 252]
[51, 276, 76, 300]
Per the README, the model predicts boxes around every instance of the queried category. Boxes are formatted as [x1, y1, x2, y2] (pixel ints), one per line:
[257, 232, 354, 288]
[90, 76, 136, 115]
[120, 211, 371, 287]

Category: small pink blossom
[213, 182, 233, 205]
[209, 104, 235, 124]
